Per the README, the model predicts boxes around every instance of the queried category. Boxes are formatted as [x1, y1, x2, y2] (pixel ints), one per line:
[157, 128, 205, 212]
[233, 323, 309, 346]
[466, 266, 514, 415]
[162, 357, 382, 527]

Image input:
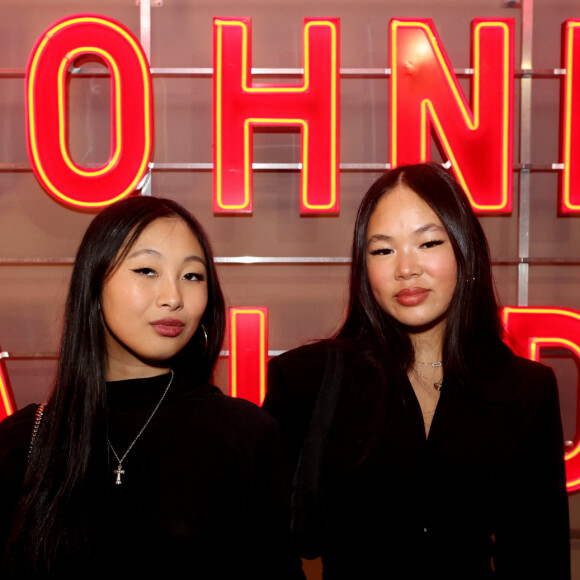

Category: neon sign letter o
[26, 15, 153, 209]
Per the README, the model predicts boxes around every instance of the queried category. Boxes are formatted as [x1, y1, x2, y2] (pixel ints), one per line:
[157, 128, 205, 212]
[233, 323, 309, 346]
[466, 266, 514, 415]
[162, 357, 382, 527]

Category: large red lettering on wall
[560, 20, 580, 214]
[26, 15, 153, 209]
[213, 17, 340, 214]
[502, 307, 580, 492]
[0, 350, 15, 421]
[228, 307, 268, 406]
[390, 18, 514, 213]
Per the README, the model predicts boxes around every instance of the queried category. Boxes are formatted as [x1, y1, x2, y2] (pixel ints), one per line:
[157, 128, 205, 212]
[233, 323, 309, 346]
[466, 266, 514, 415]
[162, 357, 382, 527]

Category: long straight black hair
[338, 162, 509, 382]
[5, 195, 225, 575]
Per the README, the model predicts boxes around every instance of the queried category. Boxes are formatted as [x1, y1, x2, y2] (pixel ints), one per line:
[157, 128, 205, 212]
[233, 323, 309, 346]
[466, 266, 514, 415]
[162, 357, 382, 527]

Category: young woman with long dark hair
[0, 195, 301, 579]
[264, 163, 570, 578]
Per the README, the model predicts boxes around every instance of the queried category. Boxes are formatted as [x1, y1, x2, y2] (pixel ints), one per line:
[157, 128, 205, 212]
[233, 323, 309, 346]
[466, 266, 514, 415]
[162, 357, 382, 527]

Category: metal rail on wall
[518, 0, 533, 307]
[1, 256, 580, 266]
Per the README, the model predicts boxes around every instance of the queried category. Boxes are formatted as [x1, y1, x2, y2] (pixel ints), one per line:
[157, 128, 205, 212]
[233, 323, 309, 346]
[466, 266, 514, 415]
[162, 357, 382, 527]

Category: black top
[0, 372, 304, 579]
[264, 339, 571, 579]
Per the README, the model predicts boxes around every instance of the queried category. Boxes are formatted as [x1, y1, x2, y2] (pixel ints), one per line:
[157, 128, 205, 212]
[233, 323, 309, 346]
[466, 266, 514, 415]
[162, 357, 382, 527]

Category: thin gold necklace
[413, 361, 444, 391]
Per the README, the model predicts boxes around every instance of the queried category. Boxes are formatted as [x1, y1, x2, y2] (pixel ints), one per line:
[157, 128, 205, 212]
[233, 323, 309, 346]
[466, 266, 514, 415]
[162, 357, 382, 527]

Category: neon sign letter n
[213, 17, 340, 214]
[390, 18, 514, 213]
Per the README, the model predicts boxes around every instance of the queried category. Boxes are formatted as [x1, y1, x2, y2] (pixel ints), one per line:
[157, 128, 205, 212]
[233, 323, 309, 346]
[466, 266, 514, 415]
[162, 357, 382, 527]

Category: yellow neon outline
[0, 373, 14, 417]
[214, 19, 338, 211]
[562, 22, 580, 211]
[229, 308, 267, 403]
[502, 307, 580, 488]
[215, 21, 224, 207]
[502, 306, 580, 326]
[27, 16, 152, 208]
[391, 20, 511, 211]
[529, 338, 580, 464]
[243, 118, 308, 210]
[58, 47, 122, 177]
[566, 477, 580, 492]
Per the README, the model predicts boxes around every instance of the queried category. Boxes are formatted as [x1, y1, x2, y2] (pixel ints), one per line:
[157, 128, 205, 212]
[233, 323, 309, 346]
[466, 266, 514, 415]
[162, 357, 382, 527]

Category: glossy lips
[150, 318, 185, 337]
[394, 287, 430, 306]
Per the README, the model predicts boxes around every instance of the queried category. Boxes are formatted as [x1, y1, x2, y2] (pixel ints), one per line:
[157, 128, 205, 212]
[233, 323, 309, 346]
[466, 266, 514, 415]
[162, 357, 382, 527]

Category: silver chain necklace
[108, 370, 174, 485]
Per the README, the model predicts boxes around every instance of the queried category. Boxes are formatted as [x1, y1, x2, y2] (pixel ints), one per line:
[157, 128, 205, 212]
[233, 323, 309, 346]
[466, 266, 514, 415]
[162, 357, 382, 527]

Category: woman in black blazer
[264, 163, 570, 579]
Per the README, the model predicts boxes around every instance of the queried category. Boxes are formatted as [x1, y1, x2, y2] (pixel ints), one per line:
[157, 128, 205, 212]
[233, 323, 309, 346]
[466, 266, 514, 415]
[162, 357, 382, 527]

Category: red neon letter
[26, 15, 153, 209]
[390, 18, 514, 213]
[502, 307, 580, 492]
[0, 350, 16, 421]
[229, 307, 268, 406]
[560, 20, 580, 213]
[213, 17, 340, 214]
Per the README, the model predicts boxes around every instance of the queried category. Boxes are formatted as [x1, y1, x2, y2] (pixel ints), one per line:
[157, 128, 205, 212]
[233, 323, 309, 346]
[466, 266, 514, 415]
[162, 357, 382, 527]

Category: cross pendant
[114, 464, 125, 485]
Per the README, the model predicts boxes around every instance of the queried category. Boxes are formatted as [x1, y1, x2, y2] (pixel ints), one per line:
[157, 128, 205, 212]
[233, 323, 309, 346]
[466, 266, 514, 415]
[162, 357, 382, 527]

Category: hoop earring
[201, 324, 208, 357]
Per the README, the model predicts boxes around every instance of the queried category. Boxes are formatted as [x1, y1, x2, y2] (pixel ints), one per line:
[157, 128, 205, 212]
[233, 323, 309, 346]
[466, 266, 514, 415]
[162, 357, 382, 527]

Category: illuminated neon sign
[390, 18, 514, 213]
[502, 307, 580, 492]
[560, 20, 580, 214]
[22, 14, 580, 215]
[26, 14, 153, 209]
[0, 350, 15, 422]
[213, 17, 340, 214]
[228, 307, 268, 406]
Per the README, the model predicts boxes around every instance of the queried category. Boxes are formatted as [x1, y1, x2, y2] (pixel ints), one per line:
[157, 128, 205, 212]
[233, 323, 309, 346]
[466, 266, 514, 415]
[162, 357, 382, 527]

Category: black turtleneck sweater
[0, 373, 303, 579]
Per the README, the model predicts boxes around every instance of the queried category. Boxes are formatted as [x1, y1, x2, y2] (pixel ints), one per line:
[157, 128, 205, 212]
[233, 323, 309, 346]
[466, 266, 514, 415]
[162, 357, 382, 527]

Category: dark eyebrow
[127, 248, 163, 259]
[367, 233, 393, 243]
[127, 248, 206, 266]
[414, 223, 446, 235]
[367, 223, 445, 244]
[184, 255, 207, 266]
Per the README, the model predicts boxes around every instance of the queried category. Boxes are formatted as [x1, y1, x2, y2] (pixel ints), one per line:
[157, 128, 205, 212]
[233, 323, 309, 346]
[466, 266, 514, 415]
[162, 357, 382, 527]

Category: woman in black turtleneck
[0, 196, 302, 579]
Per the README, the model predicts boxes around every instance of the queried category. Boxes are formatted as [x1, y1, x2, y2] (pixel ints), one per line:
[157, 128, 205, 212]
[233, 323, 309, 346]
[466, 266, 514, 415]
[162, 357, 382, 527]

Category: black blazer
[264, 339, 571, 579]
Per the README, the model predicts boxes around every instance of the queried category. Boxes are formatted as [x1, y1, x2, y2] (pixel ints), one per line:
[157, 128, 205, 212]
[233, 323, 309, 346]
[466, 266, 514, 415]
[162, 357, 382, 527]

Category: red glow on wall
[213, 17, 340, 214]
[560, 20, 580, 214]
[390, 18, 514, 213]
[26, 15, 153, 209]
[502, 307, 580, 492]
[228, 307, 268, 406]
[0, 351, 15, 421]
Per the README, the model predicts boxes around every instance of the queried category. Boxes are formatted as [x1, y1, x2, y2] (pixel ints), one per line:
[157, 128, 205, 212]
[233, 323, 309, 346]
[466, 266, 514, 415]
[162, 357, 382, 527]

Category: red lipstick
[150, 318, 185, 337]
[394, 287, 429, 306]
